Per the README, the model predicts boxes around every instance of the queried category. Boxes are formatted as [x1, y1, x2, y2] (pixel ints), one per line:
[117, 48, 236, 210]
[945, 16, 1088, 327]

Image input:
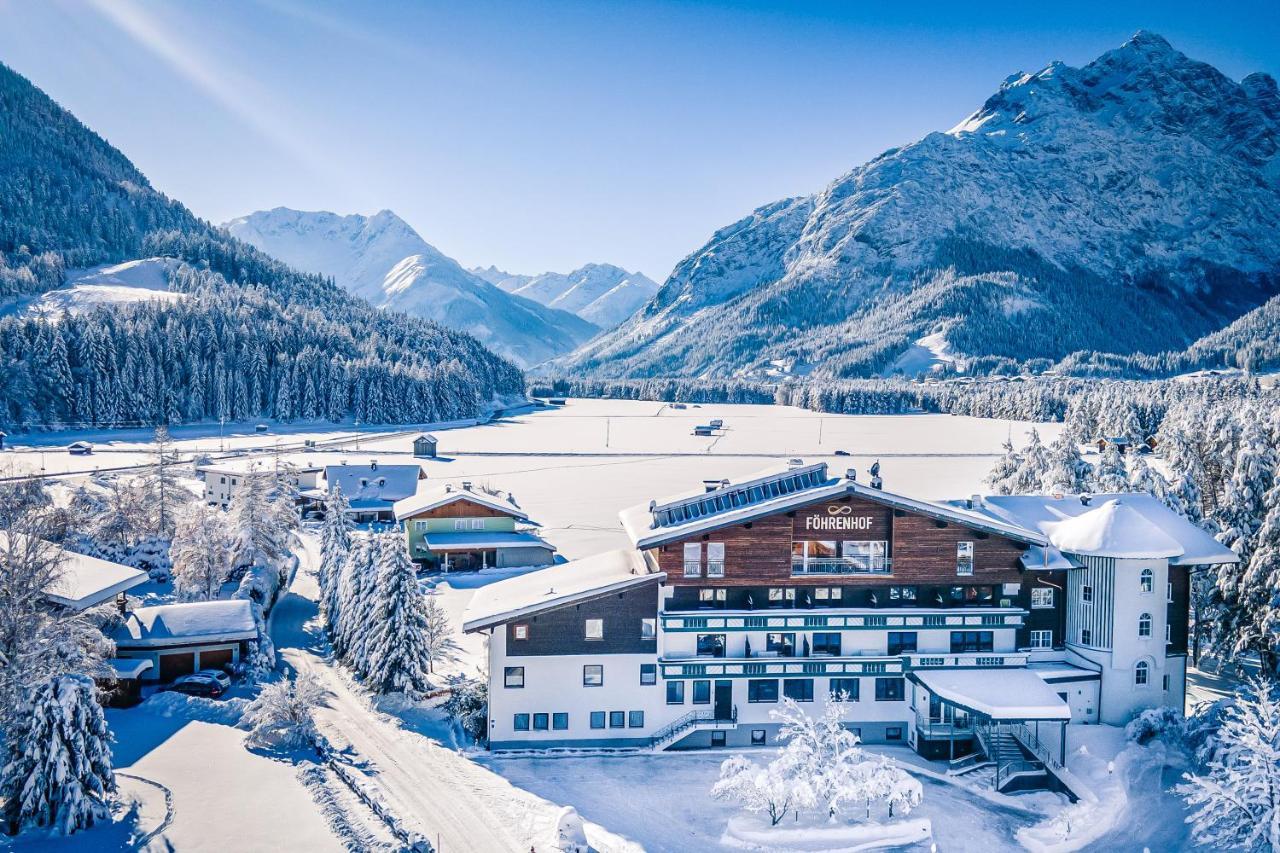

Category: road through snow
[271, 532, 598, 853]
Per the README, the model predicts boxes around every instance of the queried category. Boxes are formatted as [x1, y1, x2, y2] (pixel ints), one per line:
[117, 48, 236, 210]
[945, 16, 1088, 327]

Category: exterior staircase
[650, 708, 738, 751]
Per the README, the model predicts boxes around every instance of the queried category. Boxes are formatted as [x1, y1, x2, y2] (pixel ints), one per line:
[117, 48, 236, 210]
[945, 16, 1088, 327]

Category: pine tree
[1, 675, 115, 836]
[1126, 454, 1169, 500]
[1094, 443, 1128, 492]
[170, 502, 233, 601]
[1003, 429, 1050, 495]
[358, 534, 434, 696]
[983, 438, 1021, 495]
[1241, 482, 1280, 672]
[335, 538, 376, 663]
[318, 486, 352, 635]
[1041, 431, 1093, 493]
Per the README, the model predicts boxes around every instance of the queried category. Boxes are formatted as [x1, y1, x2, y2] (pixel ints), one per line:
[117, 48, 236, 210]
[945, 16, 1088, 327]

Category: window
[667, 681, 685, 704]
[707, 542, 725, 578]
[811, 633, 841, 656]
[584, 619, 603, 641]
[512, 624, 529, 640]
[1138, 613, 1152, 638]
[783, 679, 814, 702]
[1081, 584, 1093, 604]
[640, 664, 657, 685]
[1135, 661, 1149, 686]
[875, 677, 905, 701]
[840, 540, 888, 572]
[956, 541, 974, 576]
[533, 713, 549, 731]
[830, 678, 860, 701]
[697, 634, 726, 658]
[767, 588, 796, 605]
[553, 713, 568, 730]
[1030, 630, 1053, 649]
[641, 618, 656, 640]
[692, 680, 711, 704]
[1163, 674, 1170, 691]
[583, 665, 603, 686]
[628, 710, 645, 728]
[814, 587, 843, 601]
[503, 666, 525, 688]
[590, 711, 606, 729]
[751, 729, 766, 745]
[1081, 628, 1093, 645]
[683, 542, 702, 577]
[711, 731, 727, 747]
[514, 714, 530, 731]
[950, 631, 994, 653]
[766, 633, 796, 657]
[889, 586, 916, 602]
[1031, 587, 1054, 609]
[609, 711, 625, 729]
[1168, 581, 1174, 603]
[1166, 623, 1172, 644]
[886, 726, 904, 741]
[748, 679, 779, 703]
[1140, 568, 1153, 593]
[887, 632, 917, 655]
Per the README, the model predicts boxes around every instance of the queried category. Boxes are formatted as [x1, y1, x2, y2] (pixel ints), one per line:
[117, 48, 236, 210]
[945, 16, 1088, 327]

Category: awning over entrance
[912, 668, 1071, 721]
[421, 531, 551, 551]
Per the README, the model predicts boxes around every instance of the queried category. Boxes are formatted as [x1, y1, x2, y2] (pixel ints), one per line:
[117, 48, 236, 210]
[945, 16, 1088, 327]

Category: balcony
[903, 653, 1030, 669]
[662, 610, 1025, 632]
[791, 556, 892, 577]
[659, 656, 903, 679]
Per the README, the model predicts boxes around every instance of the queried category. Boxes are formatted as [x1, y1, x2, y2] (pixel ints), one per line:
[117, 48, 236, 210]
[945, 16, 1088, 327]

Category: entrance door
[714, 680, 733, 721]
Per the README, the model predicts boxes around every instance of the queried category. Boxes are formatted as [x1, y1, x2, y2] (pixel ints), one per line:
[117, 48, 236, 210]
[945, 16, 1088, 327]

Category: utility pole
[605, 417, 611, 448]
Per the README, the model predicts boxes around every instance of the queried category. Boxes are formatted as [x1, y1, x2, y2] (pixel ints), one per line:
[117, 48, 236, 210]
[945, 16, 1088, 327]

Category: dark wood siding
[506, 581, 659, 657]
[652, 493, 1028, 588]
[1019, 572, 1068, 648]
[405, 497, 514, 520]
[1168, 564, 1190, 654]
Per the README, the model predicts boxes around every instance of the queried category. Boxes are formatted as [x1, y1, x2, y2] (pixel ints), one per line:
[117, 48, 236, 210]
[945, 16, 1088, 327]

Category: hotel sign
[802, 505, 877, 532]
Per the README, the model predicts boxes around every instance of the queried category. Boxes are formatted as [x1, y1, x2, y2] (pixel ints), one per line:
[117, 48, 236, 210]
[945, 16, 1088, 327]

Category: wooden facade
[505, 581, 660, 657]
[404, 496, 514, 520]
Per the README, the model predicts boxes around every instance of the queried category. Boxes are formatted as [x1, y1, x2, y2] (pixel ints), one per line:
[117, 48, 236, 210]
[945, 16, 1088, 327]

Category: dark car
[165, 670, 231, 698]
[834, 449, 851, 456]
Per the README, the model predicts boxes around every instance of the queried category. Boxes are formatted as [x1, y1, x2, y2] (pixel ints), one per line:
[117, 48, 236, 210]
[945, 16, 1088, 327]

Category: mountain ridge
[472, 262, 659, 328]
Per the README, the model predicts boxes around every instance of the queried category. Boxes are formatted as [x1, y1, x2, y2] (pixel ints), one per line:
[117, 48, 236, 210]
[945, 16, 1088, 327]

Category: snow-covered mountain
[224, 209, 598, 367]
[471, 263, 659, 328]
[562, 32, 1280, 379]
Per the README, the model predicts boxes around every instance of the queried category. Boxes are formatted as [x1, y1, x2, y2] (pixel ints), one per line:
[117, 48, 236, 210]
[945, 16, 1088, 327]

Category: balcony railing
[791, 557, 892, 576]
[662, 610, 1025, 632]
[659, 656, 905, 679]
[904, 653, 1030, 669]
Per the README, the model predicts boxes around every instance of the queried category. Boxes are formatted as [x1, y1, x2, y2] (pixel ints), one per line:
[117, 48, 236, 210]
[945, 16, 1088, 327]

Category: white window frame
[683, 542, 702, 578]
[1081, 628, 1092, 645]
[1167, 581, 1173, 604]
[1166, 623, 1172, 644]
[1138, 612, 1152, 638]
[512, 624, 529, 640]
[584, 618, 604, 641]
[1081, 584, 1093, 605]
[1030, 587, 1054, 609]
[640, 618, 656, 640]
[706, 542, 725, 578]
[1140, 568, 1153, 594]
[1135, 661, 1149, 686]
[1029, 630, 1052, 649]
[956, 541, 974, 576]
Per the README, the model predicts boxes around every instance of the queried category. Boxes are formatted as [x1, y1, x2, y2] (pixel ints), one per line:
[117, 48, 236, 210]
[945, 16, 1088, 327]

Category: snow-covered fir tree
[1126, 454, 1169, 501]
[240, 671, 326, 750]
[228, 469, 292, 575]
[1238, 481, 1280, 672]
[317, 486, 352, 635]
[335, 538, 377, 664]
[170, 502, 233, 601]
[983, 438, 1021, 495]
[1179, 678, 1280, 851]
[1041, 431, 1093, 493]
[1, 674, 115, 836]
[1001, 429, 1050, 495]
[137, 425, 189, 539]
[1094, 443, 1128, 492]
[356, 534, 435, 696]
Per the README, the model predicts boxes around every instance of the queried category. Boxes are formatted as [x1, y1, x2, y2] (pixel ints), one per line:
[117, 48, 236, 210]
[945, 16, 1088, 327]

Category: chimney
[870, 475, 882, 489]
[966, 494, 982, 510]
[845, 468, 857, 481]
[116, 592, 129, 616]
[787, 458, 804, 469]
[703, 479, 721, 493]
[370, 460, 378, 471]
[462, 480, 473, 491]
[445, 483, 453, 493]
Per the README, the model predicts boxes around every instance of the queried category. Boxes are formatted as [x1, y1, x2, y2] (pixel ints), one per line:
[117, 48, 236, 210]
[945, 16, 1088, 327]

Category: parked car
[165, 669, 232, 698]
[834, 449, 851, 456]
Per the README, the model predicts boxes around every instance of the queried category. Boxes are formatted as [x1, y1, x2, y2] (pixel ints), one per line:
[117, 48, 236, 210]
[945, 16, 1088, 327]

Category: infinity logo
[827, 505, 854, 515]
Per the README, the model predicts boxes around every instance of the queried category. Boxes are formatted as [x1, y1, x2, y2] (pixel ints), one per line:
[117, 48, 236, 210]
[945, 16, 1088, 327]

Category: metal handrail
[650, 706, 738, 747]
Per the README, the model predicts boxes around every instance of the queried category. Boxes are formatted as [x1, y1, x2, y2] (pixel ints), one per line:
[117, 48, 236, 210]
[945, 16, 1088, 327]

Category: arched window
[1135, 661, 1149, 686]
[1140, 569, 1153, 593]
[1138, 613, 1152, 637]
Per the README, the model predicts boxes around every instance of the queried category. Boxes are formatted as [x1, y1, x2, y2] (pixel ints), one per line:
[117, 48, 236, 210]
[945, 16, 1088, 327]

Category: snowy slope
[562, 32, 1280, 379]
[224, 209, 598, 367]
[472, 263, 659, 328]
[0, 258, 186, 320]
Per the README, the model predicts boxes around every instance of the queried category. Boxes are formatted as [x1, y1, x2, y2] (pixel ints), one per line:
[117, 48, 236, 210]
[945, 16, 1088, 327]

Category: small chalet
[41, 547, 148, 612]
[413, 434, 438, 458]
[67, 441, 93, 455]
[306, 461, 427, 523]
[393, 481, 555, 572]
[111, 599, 258, 683]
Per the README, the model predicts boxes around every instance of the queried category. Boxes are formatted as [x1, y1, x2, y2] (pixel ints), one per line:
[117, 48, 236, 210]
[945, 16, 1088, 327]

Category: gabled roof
[323, 463, 424, 505]
[2, 534, 148, 611]
[111, 600, 258, 647]
[619, 461, 1046, 549]
[959, 493, 1238, 565]
[394, 483, 529, 521]
[462, 549, 659, 632]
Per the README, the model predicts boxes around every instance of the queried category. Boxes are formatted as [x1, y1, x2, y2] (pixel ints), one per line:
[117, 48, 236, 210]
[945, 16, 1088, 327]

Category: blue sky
[0, 1, 1276, 281]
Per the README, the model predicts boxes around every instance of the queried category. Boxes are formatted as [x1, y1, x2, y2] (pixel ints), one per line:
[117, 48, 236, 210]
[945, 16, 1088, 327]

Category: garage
[159, 652, 196, 682]
[199, 648, 234, 671]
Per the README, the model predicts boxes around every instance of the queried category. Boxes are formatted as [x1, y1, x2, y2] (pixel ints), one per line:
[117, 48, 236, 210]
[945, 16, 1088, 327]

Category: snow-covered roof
[394, 483, 528, 521]
[958, 493, 1238, 564]
[109, 657, 154, 679]
[912, 668, 1072, 720]
[323, 463, 424, 505]
[112, 600, 258, 647]
[44, 549, 149, 610]
[419, 531, 552, 551]
[619, 461, 1045, 549]
[1028, 661, 1100, 683]
[462, 549, 660, 632]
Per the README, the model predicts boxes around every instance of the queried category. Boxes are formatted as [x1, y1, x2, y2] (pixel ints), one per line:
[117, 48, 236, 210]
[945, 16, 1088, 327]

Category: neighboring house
[68, 441, 93, 455]
[111, 599, 258, 683]
[393, 482, 555, 571]
[305, 461, 427, 523]
[413, 434, 438, 458]
[198, 461, 322, 509]
[41, 546, 149, 612]
[463, 460, 1236, 798]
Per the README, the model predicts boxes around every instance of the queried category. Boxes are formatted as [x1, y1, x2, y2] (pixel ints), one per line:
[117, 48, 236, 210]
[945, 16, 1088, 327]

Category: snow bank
[721, 815, 931, 852]
[137, 692, 250, 726]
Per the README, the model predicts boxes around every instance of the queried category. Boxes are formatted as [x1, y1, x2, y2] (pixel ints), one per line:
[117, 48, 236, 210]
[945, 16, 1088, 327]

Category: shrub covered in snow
[1, 674, 115, 836]
[241, 671, 327, 751]
[1125, 706, 1187, 747]
[440, 674, 488, 744]
[712, 754, 807, 826]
